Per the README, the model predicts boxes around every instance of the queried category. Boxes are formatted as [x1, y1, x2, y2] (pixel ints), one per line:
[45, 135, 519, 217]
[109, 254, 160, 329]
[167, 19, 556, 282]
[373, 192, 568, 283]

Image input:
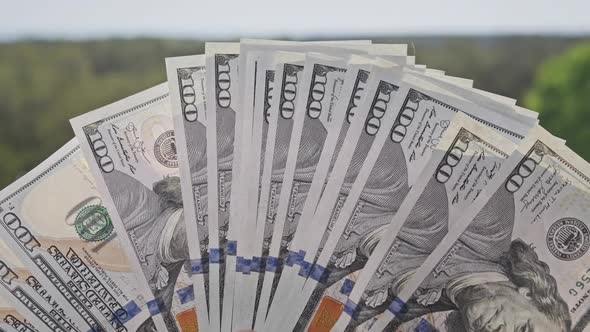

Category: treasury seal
[154, 130, 178, 168]
[547, 217, 590, 261]
[75, 205, 113, 242]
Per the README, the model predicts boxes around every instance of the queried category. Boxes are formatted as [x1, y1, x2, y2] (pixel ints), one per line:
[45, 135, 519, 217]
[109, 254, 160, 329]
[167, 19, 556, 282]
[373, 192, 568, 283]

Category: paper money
[275, 66, 532, 331]
[1, 37, 587, 332]
[232, 41, 379, 331]
[236, 50, 284, 331]
[253, 52, 307, 331]
[264, 57, 492, 330]
[257, 52, 353, 330]
[325, 113, 517, 331]
[222, 46, 254, 332]
[265, 63, 406, 331]
[0, 139, 158, 332]
[262, 56, 393, 331]
[204, 43, 240, 332]
[238, 42, 374, 330]
[165, 55, 210, 331]
[265, 57, 530, 329]
[361, 126, 590, 332]
[226, 49, 270, 332]
[264, 58, 401, 330]
[70, 84, 199, 332]
[0, 229, 83, 331]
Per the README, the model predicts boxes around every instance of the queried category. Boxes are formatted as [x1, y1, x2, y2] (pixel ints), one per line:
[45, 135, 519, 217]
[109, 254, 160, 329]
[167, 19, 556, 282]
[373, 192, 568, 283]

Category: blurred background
[0, 0, 589, 188]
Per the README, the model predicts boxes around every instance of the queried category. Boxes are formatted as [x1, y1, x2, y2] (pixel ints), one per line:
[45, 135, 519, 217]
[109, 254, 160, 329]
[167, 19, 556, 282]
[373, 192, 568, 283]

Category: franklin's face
[458, 283, 562, 332]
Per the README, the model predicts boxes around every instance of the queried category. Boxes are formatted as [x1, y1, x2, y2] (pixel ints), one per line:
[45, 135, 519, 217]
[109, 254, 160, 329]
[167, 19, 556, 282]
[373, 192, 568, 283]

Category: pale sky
[1, 0, 589, 40]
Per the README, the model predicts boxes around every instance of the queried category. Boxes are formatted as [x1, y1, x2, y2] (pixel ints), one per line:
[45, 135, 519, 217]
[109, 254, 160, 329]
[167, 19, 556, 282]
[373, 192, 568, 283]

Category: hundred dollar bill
[244, 49, 350, 328]
[259, 53, 352, 330]
[231, 41, 384, 330]
[253, 51, 307, 331]
[226, 49, 266, 332]
[257, 52, 357, 330]
[260, 58, 457, 331]
[264, 61, 405, 331]
[0, 229, 85, 331]
[262, 56, 397, 330]
[275, 66, 533, 331]
[321, 113, 516, 331]
[240, 50, 361, 331]
[264, 56, 489, 329]
[235, 46, 406, 329]
[256, 62, 417, 330]
[248, 53, 369, 330]
[262, 57, 401, 330]
[0, 139, 155, 332]
[361, 126, 590, 332]
[70, 84, 199, 332]
[233, 42, 390, 330]
[165, 55, 210, 330]
[204, 43, 239, 332]
[219, 41, 309, 332]
[256, 55, 404, 332]
[237, 49, 309, 330]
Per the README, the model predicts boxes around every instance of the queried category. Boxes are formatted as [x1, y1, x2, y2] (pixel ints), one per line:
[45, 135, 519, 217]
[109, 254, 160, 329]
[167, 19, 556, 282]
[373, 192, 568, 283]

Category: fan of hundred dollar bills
[1, 39, 589, 332]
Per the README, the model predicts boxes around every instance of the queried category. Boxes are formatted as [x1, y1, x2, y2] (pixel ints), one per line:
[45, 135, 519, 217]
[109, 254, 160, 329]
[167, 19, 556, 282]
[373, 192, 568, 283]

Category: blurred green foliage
[525, 42, 590, 161]
[0, 37, 588, 188]
[0, 39, 203, 187]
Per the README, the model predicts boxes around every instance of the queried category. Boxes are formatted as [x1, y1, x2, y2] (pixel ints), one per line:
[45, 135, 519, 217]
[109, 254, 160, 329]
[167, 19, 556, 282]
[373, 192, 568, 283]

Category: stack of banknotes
[1, 39, 589, 332]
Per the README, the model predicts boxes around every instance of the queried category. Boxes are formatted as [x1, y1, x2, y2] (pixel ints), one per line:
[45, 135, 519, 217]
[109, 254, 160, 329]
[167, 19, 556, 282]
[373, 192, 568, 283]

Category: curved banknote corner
[70, 84, 199, 332]
[0, 255, 64, 332]
[0, 139, 162, 332]
[0, 239, 40, 332]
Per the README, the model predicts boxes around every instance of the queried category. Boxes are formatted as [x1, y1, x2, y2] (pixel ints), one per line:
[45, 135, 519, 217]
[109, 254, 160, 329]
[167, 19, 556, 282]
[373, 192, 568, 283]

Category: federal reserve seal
[154, 130, 178, 168]
[75, 205, 113, 242]
[547, 218, 590, 261]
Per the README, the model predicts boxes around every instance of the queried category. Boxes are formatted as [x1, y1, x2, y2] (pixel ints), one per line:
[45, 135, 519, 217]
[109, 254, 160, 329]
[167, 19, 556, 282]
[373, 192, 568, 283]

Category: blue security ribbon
[251, 256, 263, 272]
[176, 286, 195, 304]
[388, 297, 408, 317]
[227, 240, 237, 256]
[298, 260, 312, 278]
[236, 256, 252, 274]
[210, 248, 224, 264]
[344, 299, 359, 319]
[339, 278, 355, 296]
[285, 250, 300, 266]
[113, 301, 141, 324]
[266, 256, 281, 272]
[285, 249, 306, 267]
[296, 250, 306, 264]
[309, 264, 330, 283]
[147, 299, 161, 316]
[191, 258, 209, 274]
